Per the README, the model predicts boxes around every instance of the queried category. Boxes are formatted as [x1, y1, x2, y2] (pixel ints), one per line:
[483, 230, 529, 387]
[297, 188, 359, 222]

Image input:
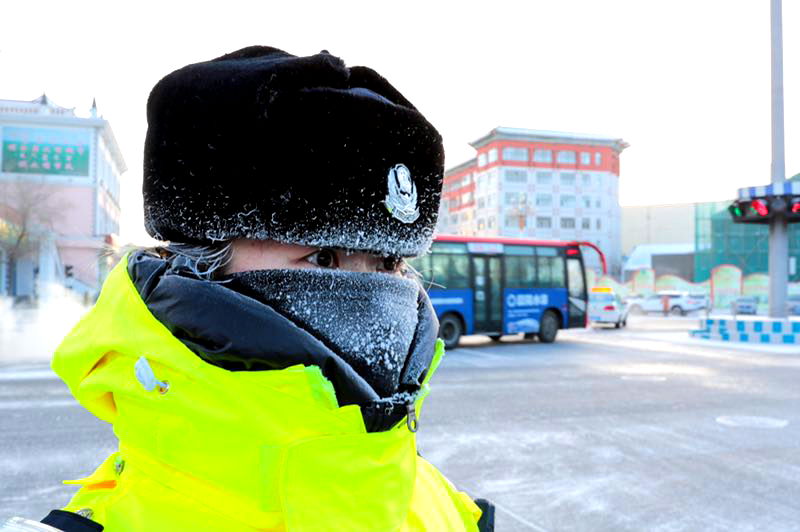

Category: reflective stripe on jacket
[52, 256, 482, 531]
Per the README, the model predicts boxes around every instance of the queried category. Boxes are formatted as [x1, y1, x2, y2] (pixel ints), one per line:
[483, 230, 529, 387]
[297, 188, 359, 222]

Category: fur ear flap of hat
[143, 46, 444, 257]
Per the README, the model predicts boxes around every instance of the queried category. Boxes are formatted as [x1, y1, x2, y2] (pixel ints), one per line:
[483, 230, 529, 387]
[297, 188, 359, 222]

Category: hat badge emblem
[385, 164, 419, 224]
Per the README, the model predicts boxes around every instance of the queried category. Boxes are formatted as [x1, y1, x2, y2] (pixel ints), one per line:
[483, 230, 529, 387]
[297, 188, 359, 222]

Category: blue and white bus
[410, 235, 593, 347]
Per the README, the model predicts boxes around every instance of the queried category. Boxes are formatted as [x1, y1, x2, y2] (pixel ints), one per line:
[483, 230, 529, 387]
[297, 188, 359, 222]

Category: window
[536, 194, 552, 207]
[477, 219, 486, 230]
[505, 254, 537, 288]
[462, 174, 472, 186]
[505, 215, 523, 229]
[567, 258, 585, 299]
[582, 173, 591, 185]
[478, 198, 486, 209]
[582, 196, 591, 208]
[478, 153, 487, 167]
[488, 217, 495, 228]
[596, 199, 602, 208]
[502, 147, 529, 162]
[537, 249, 565, 288]
[557, 150, 576, 164]
[505, 191, 527, 206]
[581, 218, 591, 229]
[560, 217, 576, 229]
[430, 253, 470, 289]
[488, 148, 498, 163]
[533, 149, 552, 163]
[560, 173, 576, 186]
[504, 169, 527, 183]
[595, 152, 602, 165]
[450, 215, 458, 224]
[596, 218, 602, 230]
[536, 171, 553, 185]
[560, 195, 576, 208]
[536, 217, 552, 229]
[463, 191, 474, 203]
[580, 152, 591, 165]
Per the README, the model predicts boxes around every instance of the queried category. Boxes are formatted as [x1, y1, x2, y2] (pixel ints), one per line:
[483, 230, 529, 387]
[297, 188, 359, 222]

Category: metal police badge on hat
[385, 164, 420, 223]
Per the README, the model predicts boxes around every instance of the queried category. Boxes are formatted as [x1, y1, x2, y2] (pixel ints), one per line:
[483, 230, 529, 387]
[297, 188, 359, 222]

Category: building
[623, 243, 696, 281]
[621, 203, 695, 256]
[617, 186, 800, 284]
[438, 127, 628, 275]
[695, 198, 800, 283]
[0, 95, 126, 300]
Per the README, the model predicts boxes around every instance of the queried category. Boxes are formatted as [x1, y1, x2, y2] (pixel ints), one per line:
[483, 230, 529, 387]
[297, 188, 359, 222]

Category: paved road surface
[1, 317, 799, 531]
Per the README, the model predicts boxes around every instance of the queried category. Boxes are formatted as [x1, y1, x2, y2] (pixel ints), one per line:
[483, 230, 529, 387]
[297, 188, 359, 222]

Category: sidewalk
[568, 325, 800, 355]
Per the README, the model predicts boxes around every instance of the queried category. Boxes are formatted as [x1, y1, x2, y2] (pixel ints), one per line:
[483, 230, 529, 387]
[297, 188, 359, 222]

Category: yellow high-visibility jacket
[52, 256, 482, 531]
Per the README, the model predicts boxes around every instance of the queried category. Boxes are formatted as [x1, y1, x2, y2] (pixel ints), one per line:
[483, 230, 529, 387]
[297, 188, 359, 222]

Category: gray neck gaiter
[225, 269, 420, 398]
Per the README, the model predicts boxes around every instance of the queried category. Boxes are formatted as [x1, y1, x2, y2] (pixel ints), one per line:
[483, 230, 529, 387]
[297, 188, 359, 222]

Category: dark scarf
[126, 250, 439, 432]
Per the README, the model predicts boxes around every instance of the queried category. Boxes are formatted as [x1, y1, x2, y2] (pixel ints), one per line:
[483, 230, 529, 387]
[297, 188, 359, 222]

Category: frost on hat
[143, 46, 444, 257]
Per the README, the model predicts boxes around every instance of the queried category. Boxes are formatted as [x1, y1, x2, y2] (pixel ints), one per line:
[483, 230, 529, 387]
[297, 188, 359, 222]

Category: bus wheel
[439, 314, 463, 350]
[537, 311, 559, 344]
[488, 334, 502, 342]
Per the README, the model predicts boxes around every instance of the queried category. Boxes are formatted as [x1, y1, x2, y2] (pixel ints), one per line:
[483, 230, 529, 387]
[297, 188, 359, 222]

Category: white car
[589, 289, 628, 328]
[627, 291, 707, 316]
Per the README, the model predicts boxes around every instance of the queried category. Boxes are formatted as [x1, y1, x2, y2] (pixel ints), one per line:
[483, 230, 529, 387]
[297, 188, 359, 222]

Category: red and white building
[437, 127, 628, 275]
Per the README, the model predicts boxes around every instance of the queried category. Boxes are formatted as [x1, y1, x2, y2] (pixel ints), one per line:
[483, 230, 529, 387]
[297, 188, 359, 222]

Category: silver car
[732, 296, 758, 315]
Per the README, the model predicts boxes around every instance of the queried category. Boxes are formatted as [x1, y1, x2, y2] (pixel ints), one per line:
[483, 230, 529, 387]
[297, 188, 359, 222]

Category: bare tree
[0, 177, 67, 294]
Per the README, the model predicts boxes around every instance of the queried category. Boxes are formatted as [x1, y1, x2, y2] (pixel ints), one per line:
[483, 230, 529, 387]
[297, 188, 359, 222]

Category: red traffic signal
[750, 199, 769, 216]
[729, 196, 800, 224]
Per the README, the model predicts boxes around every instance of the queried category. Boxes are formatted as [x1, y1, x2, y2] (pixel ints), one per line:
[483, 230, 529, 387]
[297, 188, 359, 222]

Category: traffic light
[729, 196, 800, 224]
[65, 265, 74, 278]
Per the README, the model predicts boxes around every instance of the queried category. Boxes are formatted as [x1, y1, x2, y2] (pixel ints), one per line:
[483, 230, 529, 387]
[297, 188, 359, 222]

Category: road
[1, 316, 799, 531]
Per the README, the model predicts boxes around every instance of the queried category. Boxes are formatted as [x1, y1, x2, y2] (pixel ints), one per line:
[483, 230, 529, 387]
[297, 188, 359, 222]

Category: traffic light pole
[768, 0, 787, 318]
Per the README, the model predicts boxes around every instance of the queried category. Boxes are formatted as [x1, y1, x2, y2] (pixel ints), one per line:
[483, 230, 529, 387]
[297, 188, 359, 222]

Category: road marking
[621, 375, 668, 382]
[494, 502, 551, 532]
[0, 368, 59, 381]
[715, 416, 789, 429]
[0, 399, 78, 410]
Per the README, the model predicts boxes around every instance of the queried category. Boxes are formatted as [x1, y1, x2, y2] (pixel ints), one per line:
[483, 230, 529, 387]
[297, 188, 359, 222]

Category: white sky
[1, 0, 797, 244]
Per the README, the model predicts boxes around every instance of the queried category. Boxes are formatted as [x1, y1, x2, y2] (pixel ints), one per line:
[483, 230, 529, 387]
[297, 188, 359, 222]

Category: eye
[305, 248, 339, 269]
[378, 256, 406, 274]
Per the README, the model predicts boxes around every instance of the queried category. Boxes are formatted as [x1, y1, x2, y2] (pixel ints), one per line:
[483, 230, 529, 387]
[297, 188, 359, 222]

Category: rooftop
[470, 126, 629, 151]
[1, 94, 127, 173]
[0, 94, 76, 117]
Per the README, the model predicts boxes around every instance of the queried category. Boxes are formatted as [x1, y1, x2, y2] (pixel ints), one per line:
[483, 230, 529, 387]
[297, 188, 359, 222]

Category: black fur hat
[143, 46, 444, 257]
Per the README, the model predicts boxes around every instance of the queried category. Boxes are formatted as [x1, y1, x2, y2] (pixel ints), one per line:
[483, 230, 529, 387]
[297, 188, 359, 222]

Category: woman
[3, 47, 493, 531]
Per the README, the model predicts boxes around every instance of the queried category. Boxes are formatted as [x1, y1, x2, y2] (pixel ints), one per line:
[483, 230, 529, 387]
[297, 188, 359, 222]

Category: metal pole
[769, 0, 788, 318]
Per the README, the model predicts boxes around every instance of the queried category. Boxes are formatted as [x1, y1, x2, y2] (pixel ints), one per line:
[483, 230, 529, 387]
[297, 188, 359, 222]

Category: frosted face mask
[225, 269, 420, 398]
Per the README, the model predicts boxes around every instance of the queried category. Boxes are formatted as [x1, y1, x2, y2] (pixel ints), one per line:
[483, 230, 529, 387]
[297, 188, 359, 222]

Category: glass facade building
[694, 200, 800, 282]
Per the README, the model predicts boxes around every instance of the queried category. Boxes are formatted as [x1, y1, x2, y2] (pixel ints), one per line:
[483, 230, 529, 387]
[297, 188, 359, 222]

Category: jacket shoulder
[404, 456, 482, 531]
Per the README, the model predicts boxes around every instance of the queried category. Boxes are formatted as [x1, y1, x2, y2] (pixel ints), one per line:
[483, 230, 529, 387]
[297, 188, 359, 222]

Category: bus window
[505, 256, 537, 288]
[537, 255, 565, 288]
[567, 258, 585, 298]
[431, 253, 470, 289]
[407, 255, 431, 279]
[505, 245, 536, 289]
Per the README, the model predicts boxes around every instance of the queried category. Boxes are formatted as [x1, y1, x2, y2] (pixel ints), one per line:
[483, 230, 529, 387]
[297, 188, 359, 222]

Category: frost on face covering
[225, 269, 420, 398]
